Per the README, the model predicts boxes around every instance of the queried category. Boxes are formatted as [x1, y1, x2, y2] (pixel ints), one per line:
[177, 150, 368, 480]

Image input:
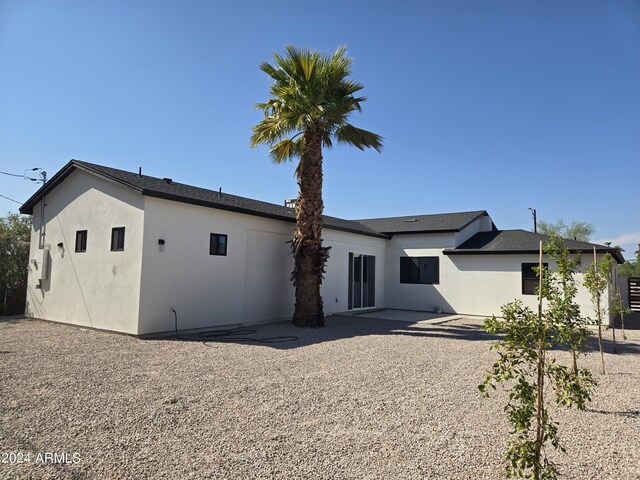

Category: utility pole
[528, 208, 537, 233]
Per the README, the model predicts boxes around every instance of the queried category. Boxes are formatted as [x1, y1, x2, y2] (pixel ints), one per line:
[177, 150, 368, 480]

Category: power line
[1, 168, 44, 182]
[0, 171, 24, 178]
[0, 193, 22, 204]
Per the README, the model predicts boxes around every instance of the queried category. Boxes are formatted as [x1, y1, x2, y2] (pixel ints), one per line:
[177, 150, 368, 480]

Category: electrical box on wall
[32, 247, 50, 281]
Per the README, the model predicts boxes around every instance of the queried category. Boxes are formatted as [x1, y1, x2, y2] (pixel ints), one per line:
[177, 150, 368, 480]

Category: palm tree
[250, 46, 382, 328]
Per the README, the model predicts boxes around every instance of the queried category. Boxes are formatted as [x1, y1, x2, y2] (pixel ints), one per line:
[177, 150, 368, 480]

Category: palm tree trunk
[291, 129, 330, 327]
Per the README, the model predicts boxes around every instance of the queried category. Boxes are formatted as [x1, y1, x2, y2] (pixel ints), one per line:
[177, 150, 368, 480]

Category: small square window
[522, 263, 548, 295]
[111, 227, 125, 251]
[75, 230, 87, 253]
[210, 233, 227, 256]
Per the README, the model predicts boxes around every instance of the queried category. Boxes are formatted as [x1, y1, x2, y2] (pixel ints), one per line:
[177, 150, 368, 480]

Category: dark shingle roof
[443, 229, 624, 263]
[354, 210, 491, 234]
[19, 160, 388, 239]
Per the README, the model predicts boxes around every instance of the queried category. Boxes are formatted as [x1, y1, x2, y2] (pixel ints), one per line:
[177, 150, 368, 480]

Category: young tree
[480, 241, 596, 479]
[0, 213, 31, 315]
[538, 219, 595, 242]
[251, 46, 382, 327]
[542, 235, 589, 374]
[583, 250, 615, 374]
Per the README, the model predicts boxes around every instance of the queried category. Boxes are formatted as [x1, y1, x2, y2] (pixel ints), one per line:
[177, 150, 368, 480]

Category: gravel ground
[1, 314, 639, 480]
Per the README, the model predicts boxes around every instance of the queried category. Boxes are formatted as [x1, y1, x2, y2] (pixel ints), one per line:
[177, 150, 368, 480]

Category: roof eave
[142, 190, 389, 239]
[380, 229, 460, 235]
[19, 159, 143, 215]
[443, 248, 625, 264]
[331, 227, 390, 239]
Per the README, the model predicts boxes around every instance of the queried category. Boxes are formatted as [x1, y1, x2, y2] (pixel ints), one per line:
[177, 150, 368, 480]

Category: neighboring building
[19, 160, 623, 335]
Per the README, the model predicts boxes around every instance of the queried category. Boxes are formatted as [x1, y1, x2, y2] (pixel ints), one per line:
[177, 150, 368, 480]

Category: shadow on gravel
[585, 334, 640, 356]
[145, 315, 504, 350]
[586, 408, 640, 419]
[145, 314, 640, 354]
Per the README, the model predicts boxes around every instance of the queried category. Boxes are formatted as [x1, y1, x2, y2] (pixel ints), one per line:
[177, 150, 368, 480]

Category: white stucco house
[20, 160, 623, 335]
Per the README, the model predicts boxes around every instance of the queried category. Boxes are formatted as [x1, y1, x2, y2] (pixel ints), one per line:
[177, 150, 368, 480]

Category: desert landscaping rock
[1, 315, 638, 479]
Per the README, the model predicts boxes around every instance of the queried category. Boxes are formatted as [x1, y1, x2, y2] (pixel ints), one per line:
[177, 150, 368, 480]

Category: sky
[1, 1, 639, 258]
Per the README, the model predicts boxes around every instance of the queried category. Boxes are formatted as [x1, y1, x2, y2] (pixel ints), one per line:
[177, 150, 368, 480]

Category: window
[75, 230, 87, 253]
[522, 263, 548, 295]
[400, 256, 439, 284]
[111, 227, 125, 251]
[209, 233, 228, 256]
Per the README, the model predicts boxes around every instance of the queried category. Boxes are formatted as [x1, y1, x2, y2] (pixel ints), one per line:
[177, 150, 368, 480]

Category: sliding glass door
[348, 253, 375, 309]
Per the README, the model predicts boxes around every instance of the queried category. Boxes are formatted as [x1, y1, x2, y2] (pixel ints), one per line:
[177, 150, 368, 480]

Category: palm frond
[250, 116, 296, 147]
[259, 62, 285, 83]
[335, 124, 383, 152]
[268, 137, 304, 164]
[322, 130, 333, 149]
[255, 99, 284, 116]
